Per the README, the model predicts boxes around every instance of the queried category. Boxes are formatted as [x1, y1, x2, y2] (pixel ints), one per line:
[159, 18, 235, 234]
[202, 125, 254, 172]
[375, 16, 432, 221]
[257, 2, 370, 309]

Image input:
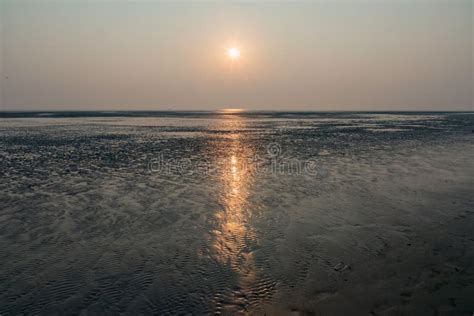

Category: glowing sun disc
[228, 47, 240, 59]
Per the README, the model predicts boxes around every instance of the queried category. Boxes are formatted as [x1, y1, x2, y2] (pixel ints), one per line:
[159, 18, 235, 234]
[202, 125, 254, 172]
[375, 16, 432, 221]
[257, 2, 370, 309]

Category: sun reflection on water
[210, 116, 259, 310]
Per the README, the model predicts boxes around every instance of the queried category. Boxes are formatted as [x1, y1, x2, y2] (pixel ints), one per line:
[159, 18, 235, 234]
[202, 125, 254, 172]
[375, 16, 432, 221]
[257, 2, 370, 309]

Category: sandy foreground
[0, 113, 473, 315]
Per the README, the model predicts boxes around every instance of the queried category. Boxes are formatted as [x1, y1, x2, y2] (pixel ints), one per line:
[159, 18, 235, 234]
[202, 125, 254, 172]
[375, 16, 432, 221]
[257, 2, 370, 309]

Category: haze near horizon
[0, 0, 472, 111]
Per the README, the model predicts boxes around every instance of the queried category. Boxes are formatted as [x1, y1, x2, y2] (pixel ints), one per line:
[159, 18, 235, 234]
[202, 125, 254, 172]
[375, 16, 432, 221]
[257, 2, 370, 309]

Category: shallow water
[0, 112, 473, 315]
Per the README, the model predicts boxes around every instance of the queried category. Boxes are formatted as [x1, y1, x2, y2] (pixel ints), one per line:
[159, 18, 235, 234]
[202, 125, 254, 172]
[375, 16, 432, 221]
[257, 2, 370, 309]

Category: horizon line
[0, 109, 473, 114]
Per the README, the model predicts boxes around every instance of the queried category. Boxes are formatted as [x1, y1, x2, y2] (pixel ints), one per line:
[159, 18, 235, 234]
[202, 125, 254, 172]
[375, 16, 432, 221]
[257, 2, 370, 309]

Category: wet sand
[0, 112, 473, 315]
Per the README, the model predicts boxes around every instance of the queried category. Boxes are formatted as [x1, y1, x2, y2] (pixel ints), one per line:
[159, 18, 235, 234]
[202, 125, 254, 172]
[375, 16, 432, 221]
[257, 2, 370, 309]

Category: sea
[0, 111, 473, 314]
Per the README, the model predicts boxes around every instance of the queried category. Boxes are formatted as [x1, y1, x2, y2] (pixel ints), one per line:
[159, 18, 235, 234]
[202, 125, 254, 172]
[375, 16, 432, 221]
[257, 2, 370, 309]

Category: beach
[0, 112, 473, 315]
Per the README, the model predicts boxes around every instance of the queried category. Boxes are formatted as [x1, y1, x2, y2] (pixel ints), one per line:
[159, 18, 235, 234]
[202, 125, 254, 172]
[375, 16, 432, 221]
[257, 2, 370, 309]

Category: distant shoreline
[0, 110, 473, 118]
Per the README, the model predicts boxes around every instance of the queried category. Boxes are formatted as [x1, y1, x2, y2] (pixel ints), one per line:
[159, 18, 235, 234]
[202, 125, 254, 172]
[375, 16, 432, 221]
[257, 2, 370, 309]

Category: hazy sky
[0, 0, 472, 111]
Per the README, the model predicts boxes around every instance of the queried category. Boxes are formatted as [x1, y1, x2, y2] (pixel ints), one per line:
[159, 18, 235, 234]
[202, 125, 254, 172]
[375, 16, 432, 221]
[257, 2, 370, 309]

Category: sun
[228, 47, 240, 60]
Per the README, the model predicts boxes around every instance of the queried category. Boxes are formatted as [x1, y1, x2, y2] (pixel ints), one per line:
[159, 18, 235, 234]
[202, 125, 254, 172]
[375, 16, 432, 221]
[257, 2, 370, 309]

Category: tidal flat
[0, 112, 473, 315]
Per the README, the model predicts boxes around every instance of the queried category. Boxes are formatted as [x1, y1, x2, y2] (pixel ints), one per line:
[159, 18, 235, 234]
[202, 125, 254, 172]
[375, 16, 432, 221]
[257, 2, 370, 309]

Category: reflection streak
[210, 116, 258, 310]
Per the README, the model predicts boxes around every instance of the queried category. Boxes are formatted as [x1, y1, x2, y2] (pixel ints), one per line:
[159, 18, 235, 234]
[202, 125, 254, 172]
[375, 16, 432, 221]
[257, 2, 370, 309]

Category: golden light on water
[220, 108, 245, 113]
[209, 116, 260, 308]
[212, 129, 252, 266]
